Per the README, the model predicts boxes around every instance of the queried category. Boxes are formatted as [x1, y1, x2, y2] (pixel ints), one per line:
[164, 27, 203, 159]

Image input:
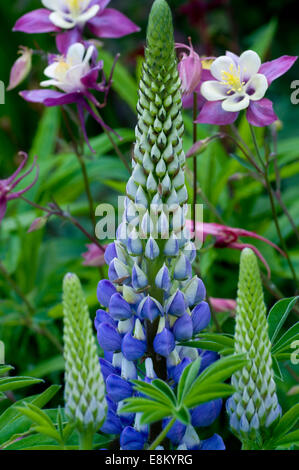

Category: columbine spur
[227, 248, 281, 449]
[63, 272, 107, 448]
[94, 0, 224, 450]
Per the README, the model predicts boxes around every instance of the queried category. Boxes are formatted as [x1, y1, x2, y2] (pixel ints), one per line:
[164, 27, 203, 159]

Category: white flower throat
[221, 64, 245, 94]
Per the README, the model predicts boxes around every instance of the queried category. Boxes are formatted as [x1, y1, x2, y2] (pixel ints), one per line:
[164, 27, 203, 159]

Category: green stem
[249, 125, 298, 286]
[79, 430, 94, 450]
[148, 417, 176, 450]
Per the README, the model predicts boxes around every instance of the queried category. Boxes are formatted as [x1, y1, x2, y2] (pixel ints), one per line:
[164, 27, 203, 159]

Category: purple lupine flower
[191, 399, 222, 427]
[20, 42, 114, 151]
[196, 50, 297, 126]
[199, 433, 225, 450]
[13, 0, 140, 54]
[120, 426, 145, 450]
[191, 301, 211, 334]
[0, 152, 39, 224]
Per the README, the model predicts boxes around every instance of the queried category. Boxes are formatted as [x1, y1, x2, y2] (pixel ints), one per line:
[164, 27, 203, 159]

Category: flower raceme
[196, 50, 297, 126]
[94, 0, 225, 450]
[13, 0, 140, 54]
[20, 43, 112, 151]
[0, 152, 38, 224]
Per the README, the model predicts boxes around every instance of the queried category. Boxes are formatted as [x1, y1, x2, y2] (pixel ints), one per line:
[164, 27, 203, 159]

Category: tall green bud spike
[227, 248, 281, 449]
[63, 273, 107, 445]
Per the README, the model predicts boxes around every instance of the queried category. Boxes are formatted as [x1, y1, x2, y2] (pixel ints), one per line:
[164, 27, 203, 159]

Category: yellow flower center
[55, 59, 71, 81]
[221, 64, 245, 94]
[67, 0, 83, 15]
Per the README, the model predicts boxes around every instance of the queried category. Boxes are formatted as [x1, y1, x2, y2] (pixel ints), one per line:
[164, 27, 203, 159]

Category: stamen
[220, 64, 245, 94]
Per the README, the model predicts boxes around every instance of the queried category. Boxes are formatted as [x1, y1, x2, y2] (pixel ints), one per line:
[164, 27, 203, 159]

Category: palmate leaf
[177, 357, 201, 405]
[271, 430, 299, 449]
[271, 404, 299, 440]
[0, 365, 14, 376]
[130, 380, 174, 407]
[183, 383, 235, 409]
[272, 322, 299, 354]
[180, 333, 234, 356]
[151, 379, 177, 405]
[190, 354, 248, 387]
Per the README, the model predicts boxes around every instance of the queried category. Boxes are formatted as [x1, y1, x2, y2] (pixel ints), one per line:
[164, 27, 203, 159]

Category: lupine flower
[13, 0, 140, 54]
[7, 47, 32, 91]
[20, 42, 113, 151]
[196, 50, 297, 126]
[63, 273, 107, 438]
[82, 243, 106, 266]
[94, 0, 225, 450]
[0, 152, 38, 224]
[226, 248, 281, 449]
[187, 219, 285, 277]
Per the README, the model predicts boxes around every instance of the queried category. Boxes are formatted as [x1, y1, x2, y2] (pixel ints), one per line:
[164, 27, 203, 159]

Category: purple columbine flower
[13, 0, 140, 54]
[20, 42, 115, 151]
[176, 38, 203, 96]
[0, 152, 39, 224]
[196, 50, 298, 126]
[7, 46, 33, 91]
[82, 243, 106, 266]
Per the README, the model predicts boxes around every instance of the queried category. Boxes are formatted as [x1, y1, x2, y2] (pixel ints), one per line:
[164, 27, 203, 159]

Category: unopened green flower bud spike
[227, 248, 281, 450]
[63, 273, 107, 450]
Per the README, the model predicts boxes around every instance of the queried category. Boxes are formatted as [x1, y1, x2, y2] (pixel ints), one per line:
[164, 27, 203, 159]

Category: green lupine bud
[63, 273, 107, 434]
[227, 248, 281, 448]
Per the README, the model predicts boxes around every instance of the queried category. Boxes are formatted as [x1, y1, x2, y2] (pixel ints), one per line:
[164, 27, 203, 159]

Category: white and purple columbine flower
[20, 42, 113, 151]
[13, 0, 140, 54]
[196, 50, 297, 126]
[0, 152, 39, 224]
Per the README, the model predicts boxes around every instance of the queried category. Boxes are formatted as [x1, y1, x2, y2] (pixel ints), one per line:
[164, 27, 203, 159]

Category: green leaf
[0, 376, 43, 392]
[183, 383, 235, 409]
[191, 354, 247, 387]
[273, 430, 299, 449]
[16, 403, 57, 429]
[248, 18, 278, 60]
[177, 357, 201, 405]
[272, 355, 283, 381]
[0, 385, 60, 445]
[230, 153, 256, 170]
[140, 409, 171, 426]
[30, 107, 60, 160]
[272, 404, 299, 439]
[172, 406, 190, 426]
[22, 356, 65, 378]
[272, 322, 299, 354]
[151, 379, 177, 405]
[268, 297, 299, 344]
[131, 380, 174, 406]
[0, 365, 14, 376]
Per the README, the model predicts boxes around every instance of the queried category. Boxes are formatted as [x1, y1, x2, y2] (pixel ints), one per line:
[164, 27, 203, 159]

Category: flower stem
[79, 431, 94, 450]
[249, 124, 298, 286]
[148, 417, 176, 450]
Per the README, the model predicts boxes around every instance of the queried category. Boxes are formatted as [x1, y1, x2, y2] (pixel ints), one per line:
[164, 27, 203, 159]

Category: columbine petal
[239, 50, 261, 81]
[259, 55, 298, 85]
[49, 11, 75, 29]
[87, 8, 140, 38]
[210, 55, 236, 81]
[77, 5, 100, 25]
[246, 98, 278, 127]
[13, 9, 58, 33]
[222, 93, 250, 112]
[201, 80, 228, 101]
[244, 74, 268, 101]
[196, 100, 239, 125]
[56, 28, 82, 54]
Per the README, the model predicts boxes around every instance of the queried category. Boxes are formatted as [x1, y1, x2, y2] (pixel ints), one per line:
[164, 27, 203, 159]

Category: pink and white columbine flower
[13, 0, 140, 54]
[196, 50, 297, 126]
[20, 43, 113, 151]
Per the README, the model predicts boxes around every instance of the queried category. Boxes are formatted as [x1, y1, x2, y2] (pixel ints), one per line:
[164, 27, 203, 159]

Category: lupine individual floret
[63, 273, 107, 435]
[227, 248, 281, 448]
